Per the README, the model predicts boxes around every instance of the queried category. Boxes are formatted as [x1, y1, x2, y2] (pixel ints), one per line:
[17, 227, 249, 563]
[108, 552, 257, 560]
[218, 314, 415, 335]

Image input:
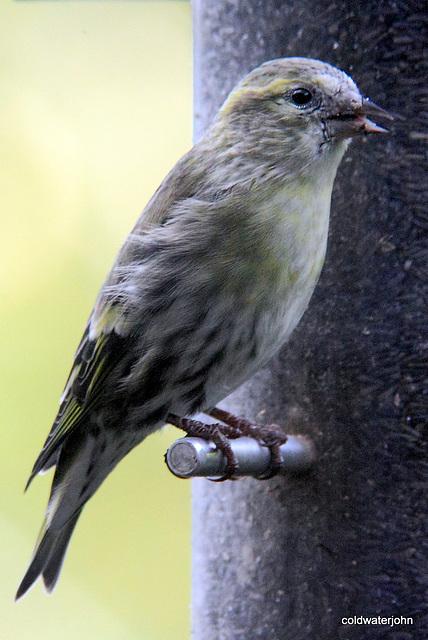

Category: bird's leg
[167, 409, 287, 480]
[166, 414, 241, 480]
[207, 407, 287, 479]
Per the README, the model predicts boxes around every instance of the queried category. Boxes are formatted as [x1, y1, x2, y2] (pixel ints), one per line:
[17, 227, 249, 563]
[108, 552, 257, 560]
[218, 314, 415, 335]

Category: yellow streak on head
[219, 78, 294, 117]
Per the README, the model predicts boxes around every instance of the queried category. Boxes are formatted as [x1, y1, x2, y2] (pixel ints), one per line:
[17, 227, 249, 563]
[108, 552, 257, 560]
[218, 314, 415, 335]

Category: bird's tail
[16, 421, 119, 600]
[15, 508, 82, 600]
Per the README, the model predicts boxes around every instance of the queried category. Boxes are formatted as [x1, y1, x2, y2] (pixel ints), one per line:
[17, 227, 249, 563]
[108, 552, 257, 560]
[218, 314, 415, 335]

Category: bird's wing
[26, 143, 207, 490]
[26, 306, 130, 489]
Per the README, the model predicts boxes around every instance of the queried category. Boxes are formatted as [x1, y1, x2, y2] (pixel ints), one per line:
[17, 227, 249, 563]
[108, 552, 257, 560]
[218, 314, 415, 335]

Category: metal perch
[165, 435, 316, 479]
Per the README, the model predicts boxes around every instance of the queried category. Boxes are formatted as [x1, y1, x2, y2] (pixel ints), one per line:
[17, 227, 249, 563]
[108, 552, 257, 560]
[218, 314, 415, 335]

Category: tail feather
[16, 427, 96, 600]
[42, 509, 82, 593]
[17, 422, 127, 599]
[15, 509, 82, 601]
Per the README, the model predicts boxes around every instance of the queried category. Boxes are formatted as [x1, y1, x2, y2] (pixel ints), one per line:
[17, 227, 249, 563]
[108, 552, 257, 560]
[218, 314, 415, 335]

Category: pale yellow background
[1, 2, 192, 638]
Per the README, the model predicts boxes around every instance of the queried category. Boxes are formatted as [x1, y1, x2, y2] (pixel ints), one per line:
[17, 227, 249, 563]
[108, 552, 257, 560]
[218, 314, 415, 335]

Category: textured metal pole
[191, 1, 427, 639]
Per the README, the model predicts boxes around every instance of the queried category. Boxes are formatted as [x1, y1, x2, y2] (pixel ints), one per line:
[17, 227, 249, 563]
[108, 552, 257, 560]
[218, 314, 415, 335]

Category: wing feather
[26, 311, 130, 489]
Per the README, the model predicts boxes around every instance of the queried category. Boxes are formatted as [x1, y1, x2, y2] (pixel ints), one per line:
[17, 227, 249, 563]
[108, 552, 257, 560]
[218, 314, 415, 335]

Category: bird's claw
[167, 409, 286, 480]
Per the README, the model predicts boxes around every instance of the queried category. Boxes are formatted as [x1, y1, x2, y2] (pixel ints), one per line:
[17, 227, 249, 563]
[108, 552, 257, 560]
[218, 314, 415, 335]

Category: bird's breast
[199, 179, 333, 407]
[237, 178, 332, 316]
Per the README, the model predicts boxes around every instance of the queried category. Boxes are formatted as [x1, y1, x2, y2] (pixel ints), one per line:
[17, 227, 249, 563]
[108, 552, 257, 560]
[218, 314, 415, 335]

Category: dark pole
[191, 1, 427, 639]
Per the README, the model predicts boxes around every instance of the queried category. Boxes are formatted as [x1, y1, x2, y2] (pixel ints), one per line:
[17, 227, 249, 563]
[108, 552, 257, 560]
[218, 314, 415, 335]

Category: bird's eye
[291, 88, 313, 106]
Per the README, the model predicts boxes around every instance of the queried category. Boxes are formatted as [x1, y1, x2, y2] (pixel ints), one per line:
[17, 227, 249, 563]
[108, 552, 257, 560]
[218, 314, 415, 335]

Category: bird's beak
[354, 98, 394, 134]
[326, 97, 393, 138]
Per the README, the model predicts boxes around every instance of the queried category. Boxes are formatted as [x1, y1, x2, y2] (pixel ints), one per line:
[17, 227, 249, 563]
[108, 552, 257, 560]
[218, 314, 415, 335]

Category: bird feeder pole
[190, 1, 427, 638]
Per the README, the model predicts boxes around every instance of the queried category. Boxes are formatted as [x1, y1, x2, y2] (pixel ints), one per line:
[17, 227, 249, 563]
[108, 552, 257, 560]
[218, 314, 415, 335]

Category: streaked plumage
[16, 57, 389, 599]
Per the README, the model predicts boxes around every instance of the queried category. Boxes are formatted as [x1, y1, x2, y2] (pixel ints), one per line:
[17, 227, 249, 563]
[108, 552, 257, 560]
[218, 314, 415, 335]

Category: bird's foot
[167, 414, 241, 480]
[167, 408, 286, 481]
[208, 407, 287, 479]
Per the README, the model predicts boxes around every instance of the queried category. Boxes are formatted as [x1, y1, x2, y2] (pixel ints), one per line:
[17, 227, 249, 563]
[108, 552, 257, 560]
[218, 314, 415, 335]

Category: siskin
[16, 57, 390, 599]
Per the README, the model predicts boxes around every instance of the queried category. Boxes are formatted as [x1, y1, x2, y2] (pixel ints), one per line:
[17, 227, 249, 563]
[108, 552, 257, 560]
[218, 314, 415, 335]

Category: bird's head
[210, 57, 391, 179]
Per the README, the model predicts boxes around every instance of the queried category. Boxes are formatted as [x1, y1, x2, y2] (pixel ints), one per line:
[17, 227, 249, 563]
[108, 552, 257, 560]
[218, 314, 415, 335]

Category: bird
[16, 57, 390, 600]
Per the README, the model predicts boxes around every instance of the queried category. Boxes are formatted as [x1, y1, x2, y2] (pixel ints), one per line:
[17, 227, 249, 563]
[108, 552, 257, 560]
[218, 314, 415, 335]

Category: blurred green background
[1, 2, 192, 638]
